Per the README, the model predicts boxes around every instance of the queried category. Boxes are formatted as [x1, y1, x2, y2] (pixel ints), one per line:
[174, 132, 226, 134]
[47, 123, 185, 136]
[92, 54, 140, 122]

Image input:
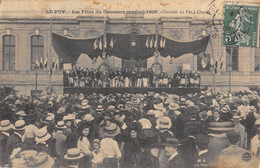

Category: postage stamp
[223, 4, 259, 47]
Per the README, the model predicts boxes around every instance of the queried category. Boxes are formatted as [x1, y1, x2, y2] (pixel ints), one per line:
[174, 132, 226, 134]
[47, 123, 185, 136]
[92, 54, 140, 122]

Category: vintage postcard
[0, 0, 260, 168]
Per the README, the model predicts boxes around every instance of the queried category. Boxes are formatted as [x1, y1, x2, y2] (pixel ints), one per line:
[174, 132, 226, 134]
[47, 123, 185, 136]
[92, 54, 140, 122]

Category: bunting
[93, 39, 98, 50]
[99, 37, 102, 50]
[40, 57, 44, 69]
[160, 37, 163, 48]
[162, 38, 166, 48]
[154, 36, 157, 48]
[110, 37, 114, 49]
[150, 36, 154, 48]
[44, 57, 48, 70]
[103, 36, 107, 50]
[146, 36, 150, 48]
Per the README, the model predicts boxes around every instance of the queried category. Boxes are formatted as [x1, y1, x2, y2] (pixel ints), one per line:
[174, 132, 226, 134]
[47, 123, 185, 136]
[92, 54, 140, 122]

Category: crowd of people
[0, 88, 260, 168]
[64, 67, 201, 88]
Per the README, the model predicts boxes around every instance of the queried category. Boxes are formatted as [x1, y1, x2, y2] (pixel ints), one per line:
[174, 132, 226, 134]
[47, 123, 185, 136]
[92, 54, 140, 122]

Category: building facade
[0, 16, 259, 95]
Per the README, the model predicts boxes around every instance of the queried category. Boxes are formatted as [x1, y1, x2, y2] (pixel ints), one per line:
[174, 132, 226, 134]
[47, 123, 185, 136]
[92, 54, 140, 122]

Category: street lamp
[227, 64, 232, 93]
[34, 63, 40, 92]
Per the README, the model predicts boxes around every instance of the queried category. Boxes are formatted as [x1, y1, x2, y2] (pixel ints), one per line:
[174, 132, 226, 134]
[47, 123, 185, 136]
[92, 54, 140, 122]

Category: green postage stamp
[223, 4, 259, 47]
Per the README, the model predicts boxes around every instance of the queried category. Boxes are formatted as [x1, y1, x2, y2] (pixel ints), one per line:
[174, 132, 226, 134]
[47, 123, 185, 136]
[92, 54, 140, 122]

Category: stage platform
[64, 87, 201, 95]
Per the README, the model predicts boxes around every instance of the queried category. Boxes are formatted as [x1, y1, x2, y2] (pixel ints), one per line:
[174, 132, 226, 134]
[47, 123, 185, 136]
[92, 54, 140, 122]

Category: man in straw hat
[232, 115, 246, 148]
[100, 123, 121, 168]
[162, 138, 183, 168]
[53, 121, 67, 167]
[6, 120, 26, 161]
[0, 120, 13, 166]
[64, 148, 84, 168]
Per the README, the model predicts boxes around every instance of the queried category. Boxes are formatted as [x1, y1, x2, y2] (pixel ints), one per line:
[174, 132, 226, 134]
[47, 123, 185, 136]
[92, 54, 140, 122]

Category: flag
[99, 37, 102, 50]
[93, 39, 98, 50]
[40, 57, 44, 69]
[44, 57, 48, 70]
[110, 37, 114, 49]
[160, 37, 163, 48]
[52, 57, 55, 69]
[150, 36, 153, 48]
[103, 36, 107, 49]
[146, 36, 149, 48]
[201, 53, 210, 68]
[154, 36, 157, 48]
[219, 54, 224, 69]
[162, 38, 166, 48]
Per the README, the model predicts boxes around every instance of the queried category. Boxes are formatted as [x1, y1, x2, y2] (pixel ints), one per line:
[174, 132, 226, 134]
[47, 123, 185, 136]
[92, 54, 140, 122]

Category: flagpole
[155, 18, 158, 63]
[103, 16, 106, 59]
[48, 17, 53, 94]
[209, 32, 216, 92]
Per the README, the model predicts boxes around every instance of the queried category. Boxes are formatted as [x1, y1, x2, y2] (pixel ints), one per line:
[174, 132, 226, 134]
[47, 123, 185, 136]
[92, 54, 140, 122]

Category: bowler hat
[162, 138, 180, 147]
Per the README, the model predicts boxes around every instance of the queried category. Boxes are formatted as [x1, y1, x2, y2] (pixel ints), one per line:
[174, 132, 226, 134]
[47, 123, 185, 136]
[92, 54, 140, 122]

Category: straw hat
[11, 150, 54, 168]
[35, 128, 51, 144]
[96, 105, 104, 112]
[0, 120, 13, 131]
[81, 99, 89, 109]
[14, 120, 26, 130]
[232, 115, 241, 121]
[83, 114, 94, 122]
[156, 116, 172, 129]
[45, 113, 54, 121]
[103, 123, 120, 137]
[64, 148, 84, 160]
[154, 103, 164, 111]
[168, 103, 180, 110]
[63, 114, 75, 121]
[56, 121, 67, 129]
[138, 118, 152, 129]
[16, 111, 26, 117]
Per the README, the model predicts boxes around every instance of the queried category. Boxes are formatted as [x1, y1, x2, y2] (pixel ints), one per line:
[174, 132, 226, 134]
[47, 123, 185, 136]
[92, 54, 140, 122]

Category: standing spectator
[35, 127, 52, 155]
[77, 123, 92, 167]
[232, 115, 246, 148]
[100, 123, 121, 168]
[64, 148, 84, 168]
[6, 120, 25, 161]
[250, 127, 260, 157]
[216, 131, 258, 168]
[91, 139, 103, 168]
[0, 120, 13, 166]
[194, 134, 211, 168]
[53, 121, 67, 167]
[163, 138, 183, 168]
[24, 115, 38, 146]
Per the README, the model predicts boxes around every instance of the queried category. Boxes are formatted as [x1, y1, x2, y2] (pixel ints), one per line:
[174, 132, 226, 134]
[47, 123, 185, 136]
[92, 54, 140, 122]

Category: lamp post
[34, 64, 39, 92]
[227, 64, 232, 93]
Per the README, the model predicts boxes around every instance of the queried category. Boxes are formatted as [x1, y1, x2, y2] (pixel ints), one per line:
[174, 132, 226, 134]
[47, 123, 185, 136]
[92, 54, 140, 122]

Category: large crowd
[64, 67, 201, 88]
[0, 89, 260, 168]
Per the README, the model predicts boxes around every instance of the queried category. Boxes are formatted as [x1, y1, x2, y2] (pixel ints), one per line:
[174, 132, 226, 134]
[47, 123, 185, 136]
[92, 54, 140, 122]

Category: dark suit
[194, 150, 211, 168]
[6, 132, 22, 159]
[168, 154, 184, 168]
[0, 133, 9, 165]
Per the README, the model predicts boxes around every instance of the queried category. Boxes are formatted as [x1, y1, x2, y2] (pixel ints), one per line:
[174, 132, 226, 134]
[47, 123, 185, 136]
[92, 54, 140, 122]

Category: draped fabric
[52, 33, 210, 65]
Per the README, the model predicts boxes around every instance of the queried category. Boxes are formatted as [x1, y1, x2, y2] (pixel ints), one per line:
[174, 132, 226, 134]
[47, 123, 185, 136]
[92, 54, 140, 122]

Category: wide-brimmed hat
[45, 113, 54, 121]
[0, 120, 13, 131]
[63, 114, 75, 121]
[64, 148, 84, 160]
[154, 103, 164, 111]
[35, 128, 51, 144]
[14, 120, 26, 130]
[138, 118, 152, 129]
[56, 121, 67, 129]
[11, 150, 54, 168]
[137, 128, 160, 148]
[162, 138, 180, 147]
[16, 111, 26, 116]
[96, 105, 104, 112]
[103, 123, 120, 137]
[81, 99, 89, 109]
[231, 115, 241, 121]
[156, 116, 172, 129]
[83, 114, 94, 122]
[168, 103, 180, 110]
[57, 106, 66, 114]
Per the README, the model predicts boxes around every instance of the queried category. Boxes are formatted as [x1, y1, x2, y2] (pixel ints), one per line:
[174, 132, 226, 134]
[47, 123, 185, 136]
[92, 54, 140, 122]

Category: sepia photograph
[0, 0, 260, 167]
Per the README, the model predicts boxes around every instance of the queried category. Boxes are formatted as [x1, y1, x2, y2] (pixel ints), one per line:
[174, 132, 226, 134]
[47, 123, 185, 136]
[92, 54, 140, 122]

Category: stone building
[0, 16, 259, 95]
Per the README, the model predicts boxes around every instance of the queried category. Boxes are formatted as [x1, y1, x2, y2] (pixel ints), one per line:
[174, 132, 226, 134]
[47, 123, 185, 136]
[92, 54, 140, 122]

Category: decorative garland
[151, 62, 162, 76]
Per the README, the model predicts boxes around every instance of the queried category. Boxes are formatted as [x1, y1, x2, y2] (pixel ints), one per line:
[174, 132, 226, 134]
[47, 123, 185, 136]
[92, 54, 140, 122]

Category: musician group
[64, 67, 201, 88]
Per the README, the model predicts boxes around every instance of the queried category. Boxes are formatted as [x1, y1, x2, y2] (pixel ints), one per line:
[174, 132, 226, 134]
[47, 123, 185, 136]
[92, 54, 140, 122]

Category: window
[255, 48, 260, 71]
[31, 35, 44, 70]
[226, 46, 238, 71]
[2, 35, 15, 70]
